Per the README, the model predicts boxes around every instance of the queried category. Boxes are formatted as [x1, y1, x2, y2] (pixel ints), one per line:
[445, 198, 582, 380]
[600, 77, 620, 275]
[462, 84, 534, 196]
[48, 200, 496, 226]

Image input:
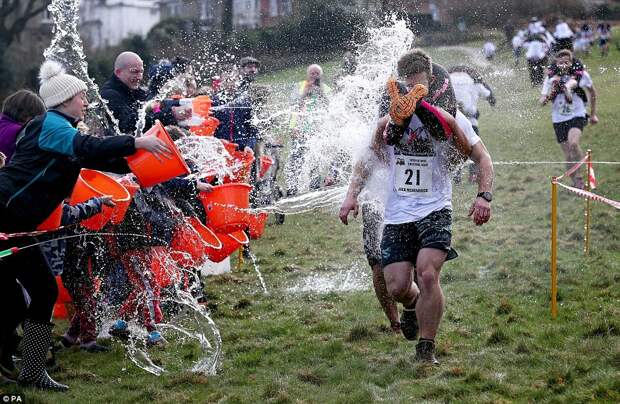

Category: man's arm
[467, 140, 494, 226]
[338, 115, 388, 225]
[587, 84, 598, 124]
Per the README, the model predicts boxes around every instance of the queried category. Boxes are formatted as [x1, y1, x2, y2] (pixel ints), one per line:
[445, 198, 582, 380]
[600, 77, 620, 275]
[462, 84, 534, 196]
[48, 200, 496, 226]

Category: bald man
[100, 51, 147, 135]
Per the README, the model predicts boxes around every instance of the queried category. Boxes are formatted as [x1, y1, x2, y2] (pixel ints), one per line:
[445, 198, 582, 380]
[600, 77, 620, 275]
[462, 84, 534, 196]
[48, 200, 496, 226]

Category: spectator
[285, 64, 332, 195]
[100, 51, 147, 135]
[0, 90, 46, 162]
[212, 57, 262, 151]
[524, 35, 549, 85]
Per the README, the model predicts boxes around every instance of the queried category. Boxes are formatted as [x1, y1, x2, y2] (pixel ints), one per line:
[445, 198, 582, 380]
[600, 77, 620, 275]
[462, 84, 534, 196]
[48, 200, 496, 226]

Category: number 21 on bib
[394, 155, 433, 197]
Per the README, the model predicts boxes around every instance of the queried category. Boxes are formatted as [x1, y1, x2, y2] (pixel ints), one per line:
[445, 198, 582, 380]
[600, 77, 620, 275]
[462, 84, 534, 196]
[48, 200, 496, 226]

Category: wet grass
[3, 39, 620, 403]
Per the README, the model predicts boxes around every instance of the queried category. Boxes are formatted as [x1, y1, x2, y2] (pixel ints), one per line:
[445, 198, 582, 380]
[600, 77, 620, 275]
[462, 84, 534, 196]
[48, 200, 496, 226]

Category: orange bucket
[247, 212, 268, 239]
[220, 139, 238, 154]
[70, 169, 130, 231]
[151, 247, 180, 288]
[126, 121, 191, 187]
[37, 203, 63, 231]
[188, 217, 222, 250]
[170, 218, 207, 267]
[192, 95, 213, 117]
[207, 230, 248, 263]
[110, 177, 139, 225]
[53, 276, 72, 320]
[198, 183, 252, 233]
[227, 150, 255, 182]
[259, 155, 274, 178]
[190, 116, 220, 137]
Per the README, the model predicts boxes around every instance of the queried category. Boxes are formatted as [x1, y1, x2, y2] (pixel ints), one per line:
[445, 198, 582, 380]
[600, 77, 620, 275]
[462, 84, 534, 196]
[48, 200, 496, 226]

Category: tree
[0, 0, 50, 97]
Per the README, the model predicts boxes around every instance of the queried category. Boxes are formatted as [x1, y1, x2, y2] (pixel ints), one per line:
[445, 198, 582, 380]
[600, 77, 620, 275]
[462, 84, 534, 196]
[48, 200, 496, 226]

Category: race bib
[394, 155, 433, 197]
[558, 98, 574, 116]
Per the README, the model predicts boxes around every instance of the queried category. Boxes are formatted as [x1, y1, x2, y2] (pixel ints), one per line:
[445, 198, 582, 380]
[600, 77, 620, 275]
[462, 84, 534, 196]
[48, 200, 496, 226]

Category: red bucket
[37, 203, 63, 231]
[190, 116, 220, 137]
[151, 247, 180, 288]
[126, 121, 190, 187]
[228, 150, 255, 182]
[247, 211, 268, 239]
[198, 183, 252, 233]
[70, 169, 130, 231]
[53, 276, 72, 320]
[170, 218, 207, 267]
[259, 155, 274, 178]
[220, 139, 238, 154]
[188, 217, 222, 250]
[111, 177, 140, 225]
[206, 230, 248, 263]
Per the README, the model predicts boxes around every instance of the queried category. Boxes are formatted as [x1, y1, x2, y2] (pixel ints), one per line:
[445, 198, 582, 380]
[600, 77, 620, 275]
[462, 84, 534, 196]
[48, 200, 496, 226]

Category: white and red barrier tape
[555, 181, 620, 210]
[556, 155, 588, 181]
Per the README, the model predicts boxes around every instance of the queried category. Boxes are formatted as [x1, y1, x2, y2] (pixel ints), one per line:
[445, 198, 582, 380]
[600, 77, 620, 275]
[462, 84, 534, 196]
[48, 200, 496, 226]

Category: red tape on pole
[556, 182, 620, 210]
[556, 155, 588, 181]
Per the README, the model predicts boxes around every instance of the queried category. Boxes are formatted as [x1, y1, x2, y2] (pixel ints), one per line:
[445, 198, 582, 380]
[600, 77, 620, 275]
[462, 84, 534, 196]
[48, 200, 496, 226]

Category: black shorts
[599, 38, 609, 47]
[553, 117, 587, 143]
[361, 202, 383, 267]
[380, 208, 458, 267]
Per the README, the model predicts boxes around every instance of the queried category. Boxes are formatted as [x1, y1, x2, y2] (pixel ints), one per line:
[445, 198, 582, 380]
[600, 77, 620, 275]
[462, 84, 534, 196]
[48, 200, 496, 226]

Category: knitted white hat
[38, 60, 88, 108]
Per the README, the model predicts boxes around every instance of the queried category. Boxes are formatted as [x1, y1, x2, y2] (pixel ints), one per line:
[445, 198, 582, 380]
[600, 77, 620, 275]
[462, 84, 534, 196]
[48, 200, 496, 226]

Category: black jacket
[0, 110, 136, 231]
[100, 74, 147, 135]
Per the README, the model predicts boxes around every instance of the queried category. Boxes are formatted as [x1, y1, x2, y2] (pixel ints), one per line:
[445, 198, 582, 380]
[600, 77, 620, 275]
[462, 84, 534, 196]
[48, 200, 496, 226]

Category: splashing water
[286, 263, 370, 294]
[246, 251, 269, 295]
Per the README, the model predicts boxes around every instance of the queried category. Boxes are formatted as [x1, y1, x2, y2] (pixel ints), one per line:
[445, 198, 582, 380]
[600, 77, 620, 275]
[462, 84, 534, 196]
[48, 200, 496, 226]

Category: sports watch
[476, 192, 493, 202]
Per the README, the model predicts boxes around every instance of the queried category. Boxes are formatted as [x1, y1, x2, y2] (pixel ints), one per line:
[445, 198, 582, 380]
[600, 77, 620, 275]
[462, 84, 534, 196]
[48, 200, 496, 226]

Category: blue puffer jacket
[0, 110, 136, 231]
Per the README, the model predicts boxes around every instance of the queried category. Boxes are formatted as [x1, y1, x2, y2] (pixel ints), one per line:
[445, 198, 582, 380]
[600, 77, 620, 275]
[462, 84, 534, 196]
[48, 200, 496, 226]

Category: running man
[539, 49, 598, 188]
[340, 50, 494, 364]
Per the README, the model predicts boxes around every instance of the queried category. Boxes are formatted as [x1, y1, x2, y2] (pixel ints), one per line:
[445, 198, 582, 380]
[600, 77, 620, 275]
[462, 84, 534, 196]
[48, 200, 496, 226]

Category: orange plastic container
[37, 203, 63, 231]
[188, 217, 222, 250]
[151, 247, 180, 288]
[220, 139, 238, 154]
[70, 169, 130, 231]
[192, 95, 213, 117]
[198, 183, 252, 233]
[53, 276, 72, 320]
[247, 211, 268, 239]
[227, 150, 255, 182]
[170, 218, 207, 267]
[189, 116, 220, 137]
[259, 155, 274, 178]
[206, 230, 248, 263]
[126, 121, 191, 187]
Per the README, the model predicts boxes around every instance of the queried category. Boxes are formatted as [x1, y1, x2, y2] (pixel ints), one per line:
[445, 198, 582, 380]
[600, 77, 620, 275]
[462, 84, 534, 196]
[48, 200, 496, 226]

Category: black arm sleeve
[73, 133, 136, 160]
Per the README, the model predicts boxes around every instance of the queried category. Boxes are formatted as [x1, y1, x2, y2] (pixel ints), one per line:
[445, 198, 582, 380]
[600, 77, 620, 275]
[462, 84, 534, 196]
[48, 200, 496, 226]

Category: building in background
[79, 0, 160, 49]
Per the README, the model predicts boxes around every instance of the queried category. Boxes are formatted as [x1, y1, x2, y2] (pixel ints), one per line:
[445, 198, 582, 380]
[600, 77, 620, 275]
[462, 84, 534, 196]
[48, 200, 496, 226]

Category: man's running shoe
[415, 339, 440, 365]
[147, 331, 166, 347]
[109, 320, 130, 340]
[400, 308, 419, 341]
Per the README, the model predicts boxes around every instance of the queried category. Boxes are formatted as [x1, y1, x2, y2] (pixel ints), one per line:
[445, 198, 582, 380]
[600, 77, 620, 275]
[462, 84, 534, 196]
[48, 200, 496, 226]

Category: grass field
[3, 39, 620, 403]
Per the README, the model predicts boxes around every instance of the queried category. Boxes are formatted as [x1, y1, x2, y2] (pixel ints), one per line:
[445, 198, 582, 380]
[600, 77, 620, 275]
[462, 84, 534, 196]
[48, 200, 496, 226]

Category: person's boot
[17, 319, 68, 391]
[415, 338, 440, 365]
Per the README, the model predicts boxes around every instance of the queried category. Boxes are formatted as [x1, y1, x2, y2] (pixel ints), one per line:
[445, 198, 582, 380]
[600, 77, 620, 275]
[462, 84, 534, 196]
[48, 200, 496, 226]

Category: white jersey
[450, 72, 491, 127]
[384, 111, 480, 224]
[554, 22, 573, 39]
[512, 35, 524, 49]
[541, 71, 593, 123]
[525, 40, 548, 60]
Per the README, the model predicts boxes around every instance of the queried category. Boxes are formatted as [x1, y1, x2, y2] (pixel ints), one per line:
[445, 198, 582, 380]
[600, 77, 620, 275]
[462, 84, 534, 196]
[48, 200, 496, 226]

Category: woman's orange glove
[386, 77, 428, 126]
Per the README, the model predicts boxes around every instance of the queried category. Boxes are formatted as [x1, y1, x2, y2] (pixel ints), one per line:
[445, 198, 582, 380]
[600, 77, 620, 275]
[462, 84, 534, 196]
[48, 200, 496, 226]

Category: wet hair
[239, 56, 260, 68]
[555, 49, 573, 60]
[2, 89, 46, 123]
[397, 49, 432, 79]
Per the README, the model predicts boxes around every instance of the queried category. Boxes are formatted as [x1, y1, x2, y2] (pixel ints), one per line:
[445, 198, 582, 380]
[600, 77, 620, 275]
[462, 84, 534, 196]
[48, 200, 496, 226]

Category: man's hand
[172, 105, 192, 121]
[589, 114, 599, 125]
[386, 77, 428, 126]
[196, 181, 214, 193]
[468, 197, 491, 226]
[339, 195, 359, 225]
